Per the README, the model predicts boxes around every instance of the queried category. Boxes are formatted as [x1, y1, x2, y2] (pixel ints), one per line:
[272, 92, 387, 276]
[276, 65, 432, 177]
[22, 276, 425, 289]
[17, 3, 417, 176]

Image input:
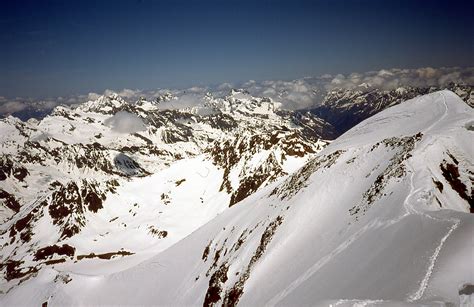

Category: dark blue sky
[1, 0, 473, 98]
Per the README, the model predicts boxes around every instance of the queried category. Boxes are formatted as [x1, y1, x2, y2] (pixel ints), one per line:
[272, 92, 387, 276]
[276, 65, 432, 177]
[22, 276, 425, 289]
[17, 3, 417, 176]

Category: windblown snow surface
[1, 90, 473, 306]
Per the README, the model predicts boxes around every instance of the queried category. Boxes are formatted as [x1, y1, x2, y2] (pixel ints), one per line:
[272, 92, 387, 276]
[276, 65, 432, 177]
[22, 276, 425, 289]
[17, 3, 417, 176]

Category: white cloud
[186, 86, 208, 93]
[195, 106, 218, 116]
[233, 67, 474, 110]
[319, 74, 333, 79]
[87, 92, 101, 101]
[217, 82, 233, 91]
[325, 67, 474, 90]
[104, 111, 146, 134]
[2, 67, 472, 119]
[0, 101, 27, 114]
[158, 94, 203, 110]
[242, 78, 326, 110]
[117, 89, 142, 99]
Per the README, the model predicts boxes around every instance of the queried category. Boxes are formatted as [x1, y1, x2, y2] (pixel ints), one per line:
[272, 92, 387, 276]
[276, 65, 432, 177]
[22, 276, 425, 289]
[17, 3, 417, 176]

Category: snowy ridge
[310, 82, 473, 136]
[1, 90, 471, 306]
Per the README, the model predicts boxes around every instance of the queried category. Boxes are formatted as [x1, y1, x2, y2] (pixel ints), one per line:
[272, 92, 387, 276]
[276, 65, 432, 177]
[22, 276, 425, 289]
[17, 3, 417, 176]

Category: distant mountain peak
[77, 93, 128, 114]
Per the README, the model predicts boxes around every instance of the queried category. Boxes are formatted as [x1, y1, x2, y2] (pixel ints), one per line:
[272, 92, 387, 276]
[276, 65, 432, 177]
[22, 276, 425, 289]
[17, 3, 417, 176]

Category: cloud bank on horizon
[1, 67, 473, 117]
[326, 67, 474, 91]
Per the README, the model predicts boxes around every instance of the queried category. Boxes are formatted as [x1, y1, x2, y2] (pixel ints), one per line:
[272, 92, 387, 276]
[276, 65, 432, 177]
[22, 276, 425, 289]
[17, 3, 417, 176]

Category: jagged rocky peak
[155, 92, 176, 103]
[78, 92, 129, 114]
[217, 88, 280, 116]
[449, 82, 474, 106]
[204, 91, 214, 100]
[229, 88, 250, 96]
[134, 92, 178, 110]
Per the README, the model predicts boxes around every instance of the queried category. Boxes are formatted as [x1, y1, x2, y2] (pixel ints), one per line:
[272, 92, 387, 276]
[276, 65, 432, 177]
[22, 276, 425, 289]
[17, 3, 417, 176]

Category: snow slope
[2, 90, 472, 306]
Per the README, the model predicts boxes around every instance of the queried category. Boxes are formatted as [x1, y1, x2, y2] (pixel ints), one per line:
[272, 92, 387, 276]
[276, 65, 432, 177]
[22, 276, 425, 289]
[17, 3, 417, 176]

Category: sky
[0, 0, 473, 99]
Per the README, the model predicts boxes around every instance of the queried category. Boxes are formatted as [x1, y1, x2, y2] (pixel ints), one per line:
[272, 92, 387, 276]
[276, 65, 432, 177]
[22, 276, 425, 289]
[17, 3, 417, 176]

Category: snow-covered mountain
[309, 83, 473, 136]
[1, 89, 473, 306]
[0, 89, 329, 294]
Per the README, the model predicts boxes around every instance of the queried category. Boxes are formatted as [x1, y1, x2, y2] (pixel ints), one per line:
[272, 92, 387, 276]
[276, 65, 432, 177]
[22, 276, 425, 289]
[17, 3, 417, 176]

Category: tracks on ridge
[403, 92, 461, 302]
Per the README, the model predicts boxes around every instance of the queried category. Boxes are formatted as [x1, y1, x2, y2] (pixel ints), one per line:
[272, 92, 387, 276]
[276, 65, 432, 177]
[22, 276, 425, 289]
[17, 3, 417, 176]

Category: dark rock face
[0, 189, 21, 212]
[114, 153, 149, 176]
[209, 129, 322, 207]
[204, 113, 237, 131]
[50, 143, 115, 174]
[349, 133, 423, 218]
[47, 180, 108, 239]
[76, 250, 134, 260]
[34, 244, 75, 261]
[10, 213, 32, 242]
[1, 260, 38, 281]
[0, 156, 29, 182]
[201, 216, 284, 307]
[148, 226, 168, 238]
[203, 263, 229, 307]
[440, 160, 474, 212]
[271, 150, 345, 201]
[229, 153, 285, 206]
[222, 216, 283, 306]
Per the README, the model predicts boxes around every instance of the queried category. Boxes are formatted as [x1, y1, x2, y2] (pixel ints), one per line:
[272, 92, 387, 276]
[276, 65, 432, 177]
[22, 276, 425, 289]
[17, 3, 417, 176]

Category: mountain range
[0, 85, 473, 306]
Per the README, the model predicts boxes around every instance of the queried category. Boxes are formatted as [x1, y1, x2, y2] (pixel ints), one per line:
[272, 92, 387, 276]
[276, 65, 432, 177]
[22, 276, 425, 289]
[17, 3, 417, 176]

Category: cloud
[158, 93, 203, 110]
[242, 78, 326, 110]
[325, 67, 474, 91]
[86, 92, 101, 101]
[319, 74, 333, 79]
[2, 66, 473, 119]
[101, 88, 144, 100]
[117, 89, 142, 99]
[104, 111, 146, 134]
[195, 106, 218, 116]
[35, 100, 57, 110]
[217, 82, 233, 91]
[186, 86, 209, 93]
[0, 100, 27, 114]
[232, 67, 474, 109]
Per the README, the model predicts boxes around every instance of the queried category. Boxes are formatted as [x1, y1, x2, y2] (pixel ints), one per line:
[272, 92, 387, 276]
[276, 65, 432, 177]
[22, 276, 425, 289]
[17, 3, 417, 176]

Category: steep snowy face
[6, 90, 470, 307]
[0, 89, 330, 294]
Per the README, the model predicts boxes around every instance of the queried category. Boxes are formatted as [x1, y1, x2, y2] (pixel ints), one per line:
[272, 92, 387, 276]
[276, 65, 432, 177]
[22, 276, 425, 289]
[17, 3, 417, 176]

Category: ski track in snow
[404, 93, 461, 302]
[406, 218, 459, 302]
[266, 219, 385, 306]
[269, 92, 461, 305]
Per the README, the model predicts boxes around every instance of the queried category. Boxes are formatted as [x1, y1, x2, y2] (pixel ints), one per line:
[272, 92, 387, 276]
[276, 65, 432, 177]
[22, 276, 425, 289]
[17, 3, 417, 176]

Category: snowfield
[0, 90, 473, 306]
